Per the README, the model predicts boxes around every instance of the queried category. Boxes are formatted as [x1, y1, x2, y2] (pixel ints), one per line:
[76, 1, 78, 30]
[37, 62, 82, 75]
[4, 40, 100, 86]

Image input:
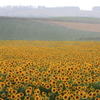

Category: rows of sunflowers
[0, 40, 100, 100]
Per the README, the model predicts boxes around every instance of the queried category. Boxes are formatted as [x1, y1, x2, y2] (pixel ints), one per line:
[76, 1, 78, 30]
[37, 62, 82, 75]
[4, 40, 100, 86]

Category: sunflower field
[0, 40, 100, 100]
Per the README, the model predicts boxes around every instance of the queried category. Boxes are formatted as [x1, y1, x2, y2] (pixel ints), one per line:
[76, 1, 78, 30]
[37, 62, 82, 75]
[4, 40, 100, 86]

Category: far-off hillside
[0, 17, 100, 41]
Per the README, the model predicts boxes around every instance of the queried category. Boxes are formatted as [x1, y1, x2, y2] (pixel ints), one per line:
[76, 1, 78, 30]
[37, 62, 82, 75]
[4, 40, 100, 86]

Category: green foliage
[41, 17, 100, 24]
[0, 17, 100, 41]
[92, 81, 100, 89]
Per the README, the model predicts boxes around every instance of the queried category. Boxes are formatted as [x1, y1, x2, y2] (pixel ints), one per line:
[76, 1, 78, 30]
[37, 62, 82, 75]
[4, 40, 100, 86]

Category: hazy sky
[0, 0, 100, 10]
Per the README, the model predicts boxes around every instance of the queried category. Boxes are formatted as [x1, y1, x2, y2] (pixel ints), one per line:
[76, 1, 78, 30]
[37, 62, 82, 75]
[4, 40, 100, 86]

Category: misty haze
[0, 6, 100, 17]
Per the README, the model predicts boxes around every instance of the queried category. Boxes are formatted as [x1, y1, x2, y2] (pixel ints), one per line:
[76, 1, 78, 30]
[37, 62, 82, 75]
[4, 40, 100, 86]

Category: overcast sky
[0, 0, 100, 10]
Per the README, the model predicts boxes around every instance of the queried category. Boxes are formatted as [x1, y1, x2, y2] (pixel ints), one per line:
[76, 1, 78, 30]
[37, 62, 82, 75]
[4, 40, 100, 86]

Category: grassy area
[0, 17, 100, 41]
[35, 17, 100, 24]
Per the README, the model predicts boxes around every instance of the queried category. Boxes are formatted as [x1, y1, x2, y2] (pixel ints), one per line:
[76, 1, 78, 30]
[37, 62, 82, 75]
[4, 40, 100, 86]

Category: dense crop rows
[0, 41, 100, 100]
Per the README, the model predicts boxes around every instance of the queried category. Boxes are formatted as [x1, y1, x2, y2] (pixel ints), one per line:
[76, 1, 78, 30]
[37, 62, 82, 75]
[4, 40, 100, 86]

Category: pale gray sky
[0, 0, 100, 10]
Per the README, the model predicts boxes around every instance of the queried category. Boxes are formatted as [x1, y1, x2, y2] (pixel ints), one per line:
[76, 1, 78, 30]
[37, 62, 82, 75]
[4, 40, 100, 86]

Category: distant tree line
[0, 5, 80, 10]
[0, 5, 100, 11]
[0, 5, 100, 12]
[0, 5, 100, 18]
[92, 6, 100, 11]
[37, 6, 80, 10]
[0, 5, 36, 10]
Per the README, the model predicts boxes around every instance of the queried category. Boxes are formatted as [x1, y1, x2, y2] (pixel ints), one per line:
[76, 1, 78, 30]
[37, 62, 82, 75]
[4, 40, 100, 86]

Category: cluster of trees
[0, 5, 36, 10]
[0, 5, 100, 18]
[37, 6, 80, 10]
[0, 5, 80, 10]
[0, 5, 100, 11]
[92, 6, 100, 11]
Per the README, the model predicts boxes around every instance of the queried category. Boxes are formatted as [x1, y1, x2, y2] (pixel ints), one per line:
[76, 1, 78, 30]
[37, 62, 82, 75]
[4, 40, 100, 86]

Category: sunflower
[74, 95, 80, 100]
[51, 87, 57, 93]
[34, 88, 40, 94]
[0, 98, 4, 100]
[69, 94, 74, 99]
[16, 94, 20, 98]
[45, 83, 51, 89]
[95, 89, 100, 94]
[55, 96, 60, 100]
[11, 89, 17, 94]
[10, 95, 16, 99]
[92, 92, 97, 97]
[15, 98, 21, 100]
[1, 93, 6, 98]
[34, 96, 40, 100]
[82, 94, 89, 99]
[24, 96, 30, 100]
[19, 93, 24, 97]
[25, 89, 32, 95]
[42, 92, 46, 96]
[62, 94, 69, 100]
